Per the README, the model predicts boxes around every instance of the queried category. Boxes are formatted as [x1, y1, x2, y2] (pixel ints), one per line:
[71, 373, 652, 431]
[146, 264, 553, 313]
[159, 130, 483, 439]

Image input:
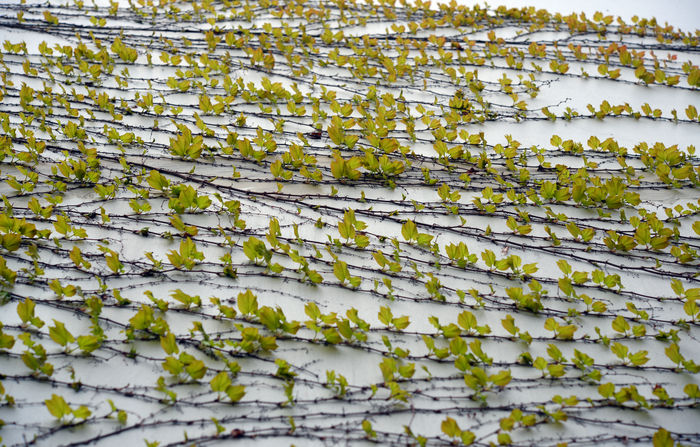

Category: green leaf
[378, 306, 393, 326]
[160, 332, 179, 355]
[210, 371, 232, 394]
[693, 221, 700, 236]
[49, 320, 74, 347]
[572, 271, 588, 284]
[401, 220, 417, 241]
[354, 234, 369, 248]
[547, 364, 565, 377]
[393, 315, 410, 330]
[481, 249, 496, 268]
[457, 311, 476, 331]
[684, 383, 699, 399]
[307, 270, 323, 284]
[1, 233, 21, 251]
[522, 263, 538, 275]
[17, 298, 41, 327]
[226, 385, 246, 402]
[45, 394, 71, 420]
[237, 290, 258, 316]
[334, 260, 348, 282]
[398, 363, 415, 378]
[345, 134, 359, 149]
[490, 369, 512, 387]
[592, 301, 607, 313]
[557, 324, 577, 340]
[501, 315, 517, 335]
[0, 329, 14, 350]
[665, 343, 683, 365]
[53, 215, 70, 235]
[416, 233, 433, 246]
[556, 259, 571, 276]
[170, 289, 201, 309]
[598, 382, 615, 398]
[611, 342, 629, 360]
[105, 252, 123, 273]
[611, 315, 630, 333]
[147, 170, 170, 191]
[327, 118, 344, 146]
[258, 306, 280, 331]
[441, 417, 460, 437]
[629, 350, 649, 366]
[323, 328, 342, 344]
[305, 302, 321, 320]
[449, 338, 467, 356]
[461, 430, 475, 445]
[185, 358, 207, 380]
[544, 317, 557, 332]
[652, 428, 674, 447]
[77, 335, 101, 353]
[670, 279, 684, 296]
[533, 356, 547, 371]
[362, 419, 376, 438]
[162, 356, 183, 376]
[72, 405, 91, 420]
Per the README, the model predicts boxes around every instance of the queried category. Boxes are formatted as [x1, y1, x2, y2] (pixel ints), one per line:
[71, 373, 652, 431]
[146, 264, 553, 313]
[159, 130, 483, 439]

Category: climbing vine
[0, 0, 698, 445]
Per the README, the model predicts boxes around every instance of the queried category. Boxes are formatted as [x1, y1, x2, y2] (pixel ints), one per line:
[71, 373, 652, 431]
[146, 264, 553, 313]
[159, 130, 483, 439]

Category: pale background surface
[0, 1, 697, 446]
